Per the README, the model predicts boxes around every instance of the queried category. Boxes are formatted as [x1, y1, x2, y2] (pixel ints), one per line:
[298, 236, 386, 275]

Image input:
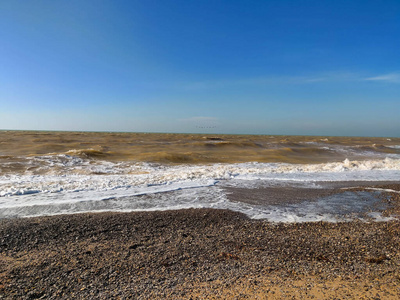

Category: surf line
[340, 187, 400, 194]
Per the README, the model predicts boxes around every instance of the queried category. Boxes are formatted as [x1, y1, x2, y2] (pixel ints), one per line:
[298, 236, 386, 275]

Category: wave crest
[65, 148, 108, 158]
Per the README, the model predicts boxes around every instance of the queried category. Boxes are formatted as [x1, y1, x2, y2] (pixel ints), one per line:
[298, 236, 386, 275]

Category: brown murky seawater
[1, 131, 399, 166]
[1, 130, 400, 220]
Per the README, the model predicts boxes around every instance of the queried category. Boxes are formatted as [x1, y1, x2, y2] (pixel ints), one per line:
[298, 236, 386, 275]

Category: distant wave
[65, 148, 109, 158]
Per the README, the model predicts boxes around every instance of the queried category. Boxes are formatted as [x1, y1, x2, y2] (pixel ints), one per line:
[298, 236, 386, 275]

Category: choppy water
[1, 131, 400, 221]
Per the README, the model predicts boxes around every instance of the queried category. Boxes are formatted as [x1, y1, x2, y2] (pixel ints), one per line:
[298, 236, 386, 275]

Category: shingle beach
[1, 185, 399, 299]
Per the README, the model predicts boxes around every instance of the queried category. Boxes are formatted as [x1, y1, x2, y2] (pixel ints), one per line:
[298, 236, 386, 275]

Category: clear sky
[1, 0, 399, 137]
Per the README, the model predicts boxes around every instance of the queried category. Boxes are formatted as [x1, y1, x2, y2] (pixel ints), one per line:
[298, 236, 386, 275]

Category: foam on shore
[1, 157, 400, 220]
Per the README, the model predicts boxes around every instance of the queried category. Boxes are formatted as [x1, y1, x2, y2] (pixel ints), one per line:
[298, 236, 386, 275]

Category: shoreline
[1, 186, 400, 299]
[3, 181, 400, 221]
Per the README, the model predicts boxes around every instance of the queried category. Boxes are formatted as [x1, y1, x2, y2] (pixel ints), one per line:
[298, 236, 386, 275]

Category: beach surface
[1, 185, 400, 299]
[1, 132, 400, 298]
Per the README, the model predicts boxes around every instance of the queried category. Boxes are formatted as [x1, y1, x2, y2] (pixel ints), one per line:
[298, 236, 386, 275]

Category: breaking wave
[1, 131, 400, 220]
[1, 157, 400, 199]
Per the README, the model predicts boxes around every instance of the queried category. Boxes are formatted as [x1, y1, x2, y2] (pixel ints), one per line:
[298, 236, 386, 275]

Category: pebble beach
[2, 0, 400, 296]
[1, 184, 400, 299]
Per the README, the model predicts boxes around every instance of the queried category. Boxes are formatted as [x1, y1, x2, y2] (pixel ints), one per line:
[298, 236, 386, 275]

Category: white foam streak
[361, 188, 400, 194]
[1, 157, 400, 220]
[1, 158, 400, 199]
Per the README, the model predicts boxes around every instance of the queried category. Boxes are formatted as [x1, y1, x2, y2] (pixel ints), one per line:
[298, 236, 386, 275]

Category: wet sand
[224, 181, 400, 205]
[1, 185, 400, 299]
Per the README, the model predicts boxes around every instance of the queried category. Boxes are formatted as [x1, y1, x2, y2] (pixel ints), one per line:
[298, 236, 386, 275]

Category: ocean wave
[65, 148, 109, 158]
[1, 157, 400, 220]
[387, 145, 400, 149]
[1, 158, 400, 199]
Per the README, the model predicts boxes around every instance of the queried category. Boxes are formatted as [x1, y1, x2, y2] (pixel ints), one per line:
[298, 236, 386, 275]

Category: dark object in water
[205, 137, 223, 141]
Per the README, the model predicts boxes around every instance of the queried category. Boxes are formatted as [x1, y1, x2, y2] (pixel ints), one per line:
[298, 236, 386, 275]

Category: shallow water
[1, 131, 400, 221]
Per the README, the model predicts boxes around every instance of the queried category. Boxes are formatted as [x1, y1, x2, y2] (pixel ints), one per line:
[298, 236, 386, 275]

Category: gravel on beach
[1, 185, 400, 299]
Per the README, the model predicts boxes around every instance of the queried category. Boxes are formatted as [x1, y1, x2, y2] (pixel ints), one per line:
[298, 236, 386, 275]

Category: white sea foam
[0, 185, 393, 223]
[1, 157, 400, 220]
[2, 157, 400, 198]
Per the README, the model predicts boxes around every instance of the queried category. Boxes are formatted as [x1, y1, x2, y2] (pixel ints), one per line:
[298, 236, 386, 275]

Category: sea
[1, 131, 400, 222]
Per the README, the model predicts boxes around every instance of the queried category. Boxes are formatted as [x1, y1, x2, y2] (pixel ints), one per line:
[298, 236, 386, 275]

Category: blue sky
[0, 0, 399, 136]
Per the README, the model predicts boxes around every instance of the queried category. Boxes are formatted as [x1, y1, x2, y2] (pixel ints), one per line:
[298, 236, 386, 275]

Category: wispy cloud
[365, 72, 400, 83]
[177, 72, 364, 90]
[173, 71, 400, 91]
[179, 116, 220, 129]
[179, 116, 219, 122]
